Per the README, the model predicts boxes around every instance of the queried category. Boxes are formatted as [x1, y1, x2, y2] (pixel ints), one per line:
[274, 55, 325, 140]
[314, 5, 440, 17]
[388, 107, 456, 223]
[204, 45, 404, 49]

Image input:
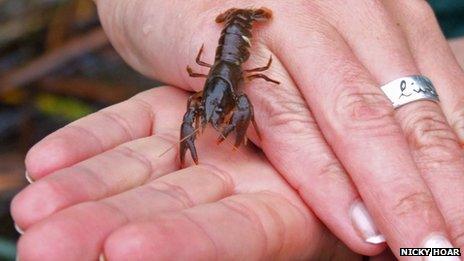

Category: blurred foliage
[0, 0, 157, 260]
[0, 89, 25, 106]
[35, 93, 94, 120]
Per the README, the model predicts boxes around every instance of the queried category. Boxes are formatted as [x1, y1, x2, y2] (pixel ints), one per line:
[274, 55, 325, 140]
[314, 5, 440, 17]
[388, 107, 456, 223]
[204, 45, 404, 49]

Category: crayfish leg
[244, 55, 273, 73]
[246, 73, 280, 84]
[195, 44, 212, 68]
[186, 66, 207, 78]
[215, 8, 238, 23]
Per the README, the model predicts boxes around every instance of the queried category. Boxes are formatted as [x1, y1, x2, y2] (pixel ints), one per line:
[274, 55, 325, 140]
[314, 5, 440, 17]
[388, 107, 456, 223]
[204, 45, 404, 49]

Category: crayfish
[180, 7, 279, 166]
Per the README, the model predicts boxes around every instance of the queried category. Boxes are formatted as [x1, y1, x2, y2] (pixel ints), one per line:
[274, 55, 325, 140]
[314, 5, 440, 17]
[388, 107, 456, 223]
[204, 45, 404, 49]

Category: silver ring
[380, 75, 439, 109]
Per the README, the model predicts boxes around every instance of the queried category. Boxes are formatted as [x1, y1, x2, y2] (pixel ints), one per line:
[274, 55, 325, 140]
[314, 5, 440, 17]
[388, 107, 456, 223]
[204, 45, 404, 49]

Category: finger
[272, 13, 451, 254]
[96, 1, 385, 255]
[244, 54, 385, 253]
[18, 85, 330, 261]
[316, 0, 417, 81]
[25, 86, 184, 180]
[319, 0, 464, 252]
[16, 166, 233, 261]
[384, 1, 464, 145]
[449, 38, 464, 68]
[384, 0, 464, 249]
[14, 86, 188, 228]
[12, 135, 177, 230]
[103, 193, 358, 260]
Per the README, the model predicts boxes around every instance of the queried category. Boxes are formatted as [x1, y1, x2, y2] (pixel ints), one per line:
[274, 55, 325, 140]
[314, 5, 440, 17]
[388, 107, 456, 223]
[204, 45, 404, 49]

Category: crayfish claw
[180, 131, 199, 166]
[180, 91, 203, 166]
[232, 94, 253, 148]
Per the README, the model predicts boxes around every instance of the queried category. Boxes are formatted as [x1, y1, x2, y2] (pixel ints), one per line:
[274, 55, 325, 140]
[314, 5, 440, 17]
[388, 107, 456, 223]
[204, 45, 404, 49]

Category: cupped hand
[12, 87, 361, 260]
[17, 0, 464, 258]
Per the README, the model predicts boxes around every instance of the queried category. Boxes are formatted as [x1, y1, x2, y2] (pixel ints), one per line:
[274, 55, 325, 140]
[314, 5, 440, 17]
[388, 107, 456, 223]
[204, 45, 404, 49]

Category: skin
[10, 0, 464, 259]
[13, 87, 361, 260]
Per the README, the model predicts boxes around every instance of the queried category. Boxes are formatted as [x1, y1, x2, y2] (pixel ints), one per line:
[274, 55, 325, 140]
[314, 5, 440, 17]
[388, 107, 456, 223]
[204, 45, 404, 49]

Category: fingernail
[423, 234, 460, 261]
[99, 253, 106, 261]
[14, 223, 24, 235]
[350, 200, 386, 244]
[25, 171, 34, 184]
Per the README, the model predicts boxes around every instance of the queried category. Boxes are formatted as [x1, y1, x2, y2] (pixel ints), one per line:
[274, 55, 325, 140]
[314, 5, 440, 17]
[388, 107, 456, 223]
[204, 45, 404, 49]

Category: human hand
[19, 0, 464, 258]
[85, 1, 464, 256]
[12, 87, 361, 260]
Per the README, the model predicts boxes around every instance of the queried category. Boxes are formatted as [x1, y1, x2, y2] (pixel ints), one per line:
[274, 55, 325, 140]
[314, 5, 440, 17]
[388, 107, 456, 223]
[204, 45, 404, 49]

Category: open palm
[11, 87, 359, 260]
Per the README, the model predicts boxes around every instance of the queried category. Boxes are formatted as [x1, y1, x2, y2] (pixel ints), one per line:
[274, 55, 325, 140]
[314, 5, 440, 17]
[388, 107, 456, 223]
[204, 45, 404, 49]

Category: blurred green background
[0, 0, 463, 260]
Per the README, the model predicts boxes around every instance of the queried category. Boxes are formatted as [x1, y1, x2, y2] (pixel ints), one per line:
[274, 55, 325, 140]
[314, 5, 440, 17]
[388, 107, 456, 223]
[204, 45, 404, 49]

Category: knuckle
[219, 197, 268, 253]
[331, 68, 398, 136]
[193, 164, 234, 194]
[99, 110, 136, 140]
[67, 123, 105, 149]
[114, 145, 154, 175]
[403, 0, 437, 26]
[221, 197, 262, 225]
[402, 106, 461, 164]
[317, 160, 350, 183]
[451, 104, 464, 144]
[295, 159, 350, 197]
[150, 181, 195, 208]
[292, 20, 333, 51]
[410, 0, 435, 19]
[220, 193, 301, 258]
[335, 91, 391, 123]
[254, 191, 313, 258]
[319, 159, 344, 174]
[256, 85, 317, 137]
[267, 107, 315, 136]
[156, 131, 180, 144]
[218, 197, 272, 260]
[392, 190, 435, 218]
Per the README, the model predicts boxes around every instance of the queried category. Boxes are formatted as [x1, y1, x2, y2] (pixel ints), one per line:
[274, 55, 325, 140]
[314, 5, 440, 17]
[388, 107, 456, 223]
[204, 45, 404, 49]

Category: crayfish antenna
[216, 132, 248, 161]
[157, 126, 201, 159]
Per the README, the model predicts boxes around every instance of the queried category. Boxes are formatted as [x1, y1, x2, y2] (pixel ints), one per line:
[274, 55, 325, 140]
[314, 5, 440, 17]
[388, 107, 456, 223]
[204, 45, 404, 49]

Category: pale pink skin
[11, 1, 464, 260]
